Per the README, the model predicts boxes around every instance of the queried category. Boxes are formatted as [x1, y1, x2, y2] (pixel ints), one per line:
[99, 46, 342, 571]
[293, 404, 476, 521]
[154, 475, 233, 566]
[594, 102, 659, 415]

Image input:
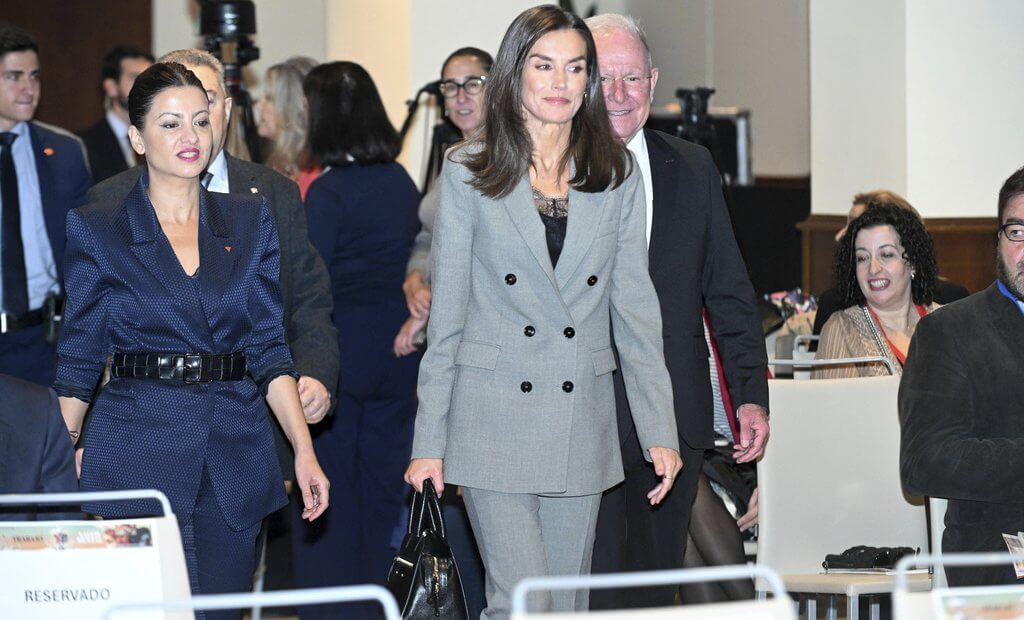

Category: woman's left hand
[294, 450, 330, 521]
[646, 446, 683, 506]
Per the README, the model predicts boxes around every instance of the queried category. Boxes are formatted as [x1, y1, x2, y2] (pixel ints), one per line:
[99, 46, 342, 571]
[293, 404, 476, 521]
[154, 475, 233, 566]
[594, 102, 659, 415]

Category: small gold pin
[250, 187, 258, 194]
[43, 147, 55, 156]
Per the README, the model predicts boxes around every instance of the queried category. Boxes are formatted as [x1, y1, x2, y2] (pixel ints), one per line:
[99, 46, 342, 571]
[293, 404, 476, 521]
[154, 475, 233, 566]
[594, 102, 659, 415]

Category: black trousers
[590, 420, 703, 610]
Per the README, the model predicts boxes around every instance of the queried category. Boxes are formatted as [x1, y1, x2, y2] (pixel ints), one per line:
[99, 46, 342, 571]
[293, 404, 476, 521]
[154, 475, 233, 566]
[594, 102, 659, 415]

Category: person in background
[292, 61, 421, 619]
[405, 7, 682, 618]
[78, 45, 153, 183]
[586, 13, 769, 609]
[0, 23, 91, 387]
[900, 165, 1024, 586]
[255, 56, 319, 199]
[56, 62, 329, 619]
[394, 46, 492, 356]
[812, 190, 968, 335]
[0, 373, 77, 515]
[815, 200, 939, 378]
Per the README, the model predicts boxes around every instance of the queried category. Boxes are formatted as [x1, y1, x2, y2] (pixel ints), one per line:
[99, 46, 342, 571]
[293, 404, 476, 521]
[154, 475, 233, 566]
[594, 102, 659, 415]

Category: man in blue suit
[0, 23, 91, 386]
[0, 373, 77, 519]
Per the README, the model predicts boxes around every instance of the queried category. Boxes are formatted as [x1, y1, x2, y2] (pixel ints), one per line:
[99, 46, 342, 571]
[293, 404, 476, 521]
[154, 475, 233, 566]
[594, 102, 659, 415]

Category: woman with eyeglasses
[815, 200, 940, 378]
[394, 47, 493, 356]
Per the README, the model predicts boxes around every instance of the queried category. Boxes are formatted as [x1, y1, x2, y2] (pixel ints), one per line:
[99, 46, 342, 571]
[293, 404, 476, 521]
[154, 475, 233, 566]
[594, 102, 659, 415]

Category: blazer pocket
[591, 347, 618, 376]
[596, 219, 618, 239]
[454, 340, 500, 371]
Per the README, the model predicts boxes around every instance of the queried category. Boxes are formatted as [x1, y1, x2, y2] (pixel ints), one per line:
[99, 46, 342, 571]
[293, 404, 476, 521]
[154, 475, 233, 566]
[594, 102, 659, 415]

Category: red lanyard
[867, 304, 927, 365]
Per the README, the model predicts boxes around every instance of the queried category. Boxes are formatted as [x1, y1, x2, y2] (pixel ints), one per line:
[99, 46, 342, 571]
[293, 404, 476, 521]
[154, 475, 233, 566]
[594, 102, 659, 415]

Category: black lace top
[533, 187, 568, 268]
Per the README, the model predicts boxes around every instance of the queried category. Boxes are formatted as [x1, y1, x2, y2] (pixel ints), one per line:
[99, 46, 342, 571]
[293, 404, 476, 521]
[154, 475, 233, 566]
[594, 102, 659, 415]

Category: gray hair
[584, 13, 654, 70]
[158, 48, 227, 95]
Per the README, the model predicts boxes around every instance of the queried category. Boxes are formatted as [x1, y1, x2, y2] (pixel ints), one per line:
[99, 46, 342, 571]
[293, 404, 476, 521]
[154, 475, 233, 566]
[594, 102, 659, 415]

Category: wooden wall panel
[799, 214, 998, 297]
[6, 1, 152, 133]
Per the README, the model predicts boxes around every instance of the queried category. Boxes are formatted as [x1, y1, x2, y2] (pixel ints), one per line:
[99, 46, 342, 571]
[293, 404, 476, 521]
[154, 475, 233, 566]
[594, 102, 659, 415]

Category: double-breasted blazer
[54, 176, 293, 530]
[411, 146, 679, 496]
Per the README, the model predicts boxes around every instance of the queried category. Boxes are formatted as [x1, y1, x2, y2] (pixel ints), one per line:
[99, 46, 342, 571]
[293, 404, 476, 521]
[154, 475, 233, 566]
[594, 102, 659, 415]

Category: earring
[911, 271, 916, 279]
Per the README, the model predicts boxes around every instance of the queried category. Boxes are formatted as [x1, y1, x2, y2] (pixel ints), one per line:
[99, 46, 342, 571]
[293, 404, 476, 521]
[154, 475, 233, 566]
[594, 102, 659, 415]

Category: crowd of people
[1, 4, 1023, 620]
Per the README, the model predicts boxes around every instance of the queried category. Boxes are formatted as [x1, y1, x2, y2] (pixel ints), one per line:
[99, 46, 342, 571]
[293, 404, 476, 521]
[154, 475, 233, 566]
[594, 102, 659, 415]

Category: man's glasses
[439, 76, 487, 98]
[1000, 223, 1024, 243]
[600, 75, 653, 91]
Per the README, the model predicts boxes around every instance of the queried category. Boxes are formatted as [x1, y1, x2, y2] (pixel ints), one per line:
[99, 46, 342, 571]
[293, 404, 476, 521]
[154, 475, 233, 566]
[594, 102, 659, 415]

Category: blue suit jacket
[0, 374, 77, 518]
[54, 176, 293, 530]
[28, 122, 92, 286]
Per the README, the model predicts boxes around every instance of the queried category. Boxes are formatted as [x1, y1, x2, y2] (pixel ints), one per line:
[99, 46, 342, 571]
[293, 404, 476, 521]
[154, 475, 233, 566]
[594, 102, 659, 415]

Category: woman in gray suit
[405, 6, 682, 618]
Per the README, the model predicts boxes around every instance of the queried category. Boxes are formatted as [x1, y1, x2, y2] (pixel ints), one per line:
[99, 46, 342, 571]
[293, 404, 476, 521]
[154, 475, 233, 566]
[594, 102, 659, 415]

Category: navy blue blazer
[28, 122, 92, 286]
[54, 176, 293, 530]
[0, 374, 77, 517]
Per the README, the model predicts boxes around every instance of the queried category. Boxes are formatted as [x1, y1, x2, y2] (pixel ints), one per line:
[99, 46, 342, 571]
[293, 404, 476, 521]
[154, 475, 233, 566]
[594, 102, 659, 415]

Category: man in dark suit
[587, 14, 770, 608]
[900, 166, 1024, 587]
[0, 374, 77, 516]
[77, 45, 153, 183]
[88, 49, 338, 424]
[0, 24, 91, 387]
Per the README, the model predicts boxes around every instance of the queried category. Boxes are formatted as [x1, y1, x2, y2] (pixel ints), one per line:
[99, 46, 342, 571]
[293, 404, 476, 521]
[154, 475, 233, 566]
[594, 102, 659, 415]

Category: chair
[0, 490, 191, 619]
[893, 552, 1024, 619]
[510, 564, 795, 619]
[757, 374, 931, 619]
[103, 583, 401, 619]
[926, 498, 949, 588]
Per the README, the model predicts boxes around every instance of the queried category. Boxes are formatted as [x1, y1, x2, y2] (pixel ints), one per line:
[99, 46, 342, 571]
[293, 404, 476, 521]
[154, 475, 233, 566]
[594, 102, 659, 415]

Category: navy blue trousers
[0, 325, 56, 386]
[292, 302, 420, 619]
[181, 464, 261, 620]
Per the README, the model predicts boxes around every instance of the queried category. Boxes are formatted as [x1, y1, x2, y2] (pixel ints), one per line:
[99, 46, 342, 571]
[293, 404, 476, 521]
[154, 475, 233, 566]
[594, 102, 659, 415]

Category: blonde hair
[263, 56, 317, 177]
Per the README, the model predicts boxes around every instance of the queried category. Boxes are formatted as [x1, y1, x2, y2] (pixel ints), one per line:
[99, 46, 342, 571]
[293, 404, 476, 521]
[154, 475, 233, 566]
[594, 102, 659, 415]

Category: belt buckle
[0, 313, 6, 334]
[183, 353, 212, 384]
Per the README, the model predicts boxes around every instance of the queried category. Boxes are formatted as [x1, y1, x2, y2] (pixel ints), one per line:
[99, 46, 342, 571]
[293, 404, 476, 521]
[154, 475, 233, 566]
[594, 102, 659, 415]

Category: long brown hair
[463, 4, 628, 199]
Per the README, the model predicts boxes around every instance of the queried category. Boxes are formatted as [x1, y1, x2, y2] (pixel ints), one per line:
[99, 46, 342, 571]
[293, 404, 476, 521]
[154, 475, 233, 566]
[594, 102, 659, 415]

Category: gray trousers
[461, 487, 603, 620]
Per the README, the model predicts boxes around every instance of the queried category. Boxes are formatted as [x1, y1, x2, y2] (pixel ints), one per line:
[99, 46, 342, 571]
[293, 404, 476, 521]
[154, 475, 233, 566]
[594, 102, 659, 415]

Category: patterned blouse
[533, 187, 569, 268]
[813, 303, 938, 379]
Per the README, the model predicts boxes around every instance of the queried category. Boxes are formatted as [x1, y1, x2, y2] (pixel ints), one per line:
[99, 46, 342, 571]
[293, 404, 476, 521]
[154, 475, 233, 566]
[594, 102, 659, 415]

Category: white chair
[927, 497, 949, 588]
[510, 564, 795, 619]
[0, 490, 191, 620]
[102, 584, 401, 619]
[893, 552, 1024, 619]
[757, 374, 930, 619]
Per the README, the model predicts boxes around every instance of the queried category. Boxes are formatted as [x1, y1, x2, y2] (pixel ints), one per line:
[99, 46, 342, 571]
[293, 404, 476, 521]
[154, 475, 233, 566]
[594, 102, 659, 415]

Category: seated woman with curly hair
[815, 200, 940, 378]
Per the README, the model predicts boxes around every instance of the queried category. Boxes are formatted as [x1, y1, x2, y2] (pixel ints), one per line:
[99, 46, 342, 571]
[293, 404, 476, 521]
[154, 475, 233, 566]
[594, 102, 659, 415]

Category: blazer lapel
[125, 176, 201, 309]
[554, 187, 607, 289]
[225, 152, 261, 196]
[28, 124, 67, 274]
[195, 190, 240, 322]
[502, 175, 558, 289]
[644, 129, 675, 269]
[986, 283, 1024, 353]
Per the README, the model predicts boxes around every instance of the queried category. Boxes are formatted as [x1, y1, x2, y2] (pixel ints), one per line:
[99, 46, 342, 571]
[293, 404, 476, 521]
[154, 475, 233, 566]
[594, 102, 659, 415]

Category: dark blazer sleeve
[899, 312, 1024, 500]
[247, 200, 297, 392]
[697, 149, 769, 411]
[53, 209, 111, 401]
[273, 175, 339, 395]
[40, 387, 77, 493]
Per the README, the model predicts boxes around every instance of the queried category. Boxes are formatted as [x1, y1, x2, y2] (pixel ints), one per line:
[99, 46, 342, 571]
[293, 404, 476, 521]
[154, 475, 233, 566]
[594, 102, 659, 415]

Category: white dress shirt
[205, 150, 231, 194]
[625, 130, 654, 246]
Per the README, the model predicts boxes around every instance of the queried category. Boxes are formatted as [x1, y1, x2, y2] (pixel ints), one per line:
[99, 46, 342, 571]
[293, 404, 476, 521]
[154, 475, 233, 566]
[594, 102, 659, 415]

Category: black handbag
[386, 481, 470, 619]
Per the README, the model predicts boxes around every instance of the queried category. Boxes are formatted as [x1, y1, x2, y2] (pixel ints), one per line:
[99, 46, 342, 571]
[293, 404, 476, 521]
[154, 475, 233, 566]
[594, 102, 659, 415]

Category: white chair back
[102, 584, 401, 619]
[757, 376, 927, 583]
[893, 552, 1024, 619]
[0, 490, 191, 620]
[510, 564, 795, 619]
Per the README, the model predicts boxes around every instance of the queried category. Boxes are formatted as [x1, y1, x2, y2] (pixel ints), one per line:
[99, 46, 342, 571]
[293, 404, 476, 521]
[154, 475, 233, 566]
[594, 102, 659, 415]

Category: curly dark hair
[833, 200, 937, 307]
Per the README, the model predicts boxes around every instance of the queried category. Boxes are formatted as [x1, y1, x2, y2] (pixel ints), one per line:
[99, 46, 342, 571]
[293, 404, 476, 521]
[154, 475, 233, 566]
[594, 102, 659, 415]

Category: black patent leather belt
[0, 307, 44, 334]
[111, 352, 247, 384]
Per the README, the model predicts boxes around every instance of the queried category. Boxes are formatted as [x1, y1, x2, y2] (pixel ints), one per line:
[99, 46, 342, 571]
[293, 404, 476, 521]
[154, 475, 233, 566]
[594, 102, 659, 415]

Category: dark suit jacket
[900, 284, 1024, 585]
[20, 122, 92, 288]
[77, 117, 130, 183]
[86, 154, 338, 392]
[813, 278, 970, 336]
[56, 178, 292, 529]
[616, 130, 769, 451]
[0, 374, 77, 517]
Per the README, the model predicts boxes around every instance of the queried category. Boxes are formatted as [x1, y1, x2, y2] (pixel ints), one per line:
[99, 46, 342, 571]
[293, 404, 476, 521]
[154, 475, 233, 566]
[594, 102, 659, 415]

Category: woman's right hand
[404, 458, 444, 495]
[403, 272, 432, 320]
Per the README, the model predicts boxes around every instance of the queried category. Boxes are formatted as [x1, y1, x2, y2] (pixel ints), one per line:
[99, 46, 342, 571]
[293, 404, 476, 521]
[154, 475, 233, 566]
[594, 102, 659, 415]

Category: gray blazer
[411, 147, 679, 496]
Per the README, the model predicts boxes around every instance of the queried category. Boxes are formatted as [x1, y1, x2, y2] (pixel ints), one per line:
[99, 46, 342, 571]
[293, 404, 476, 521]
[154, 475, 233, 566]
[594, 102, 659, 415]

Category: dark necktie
[0, 131, 28, 316]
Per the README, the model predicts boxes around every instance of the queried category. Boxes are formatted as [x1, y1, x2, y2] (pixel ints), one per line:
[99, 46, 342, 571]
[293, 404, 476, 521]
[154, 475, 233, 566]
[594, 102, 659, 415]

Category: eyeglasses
[1000, 222, 1024, 243]
[439, 76, 487, 98]
[599, 75, 652, 91]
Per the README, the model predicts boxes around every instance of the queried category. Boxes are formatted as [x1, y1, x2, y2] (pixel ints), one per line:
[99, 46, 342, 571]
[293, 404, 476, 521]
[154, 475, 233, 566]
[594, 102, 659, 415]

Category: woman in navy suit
[55, 63, 329, 617]
[290, 61, 421, 618]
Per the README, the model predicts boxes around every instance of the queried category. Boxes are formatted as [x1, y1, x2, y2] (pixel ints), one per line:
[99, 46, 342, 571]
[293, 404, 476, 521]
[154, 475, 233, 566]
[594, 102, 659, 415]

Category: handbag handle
[407, 479, 446, 539]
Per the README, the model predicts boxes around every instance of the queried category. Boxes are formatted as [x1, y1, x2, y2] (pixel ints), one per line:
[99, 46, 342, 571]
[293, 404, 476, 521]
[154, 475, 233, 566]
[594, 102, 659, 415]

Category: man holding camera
[0, 23, 91, 386]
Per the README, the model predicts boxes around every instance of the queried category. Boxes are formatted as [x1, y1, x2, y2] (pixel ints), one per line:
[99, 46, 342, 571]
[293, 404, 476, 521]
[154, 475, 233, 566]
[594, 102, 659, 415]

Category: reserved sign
[0, 519, 173, 619]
